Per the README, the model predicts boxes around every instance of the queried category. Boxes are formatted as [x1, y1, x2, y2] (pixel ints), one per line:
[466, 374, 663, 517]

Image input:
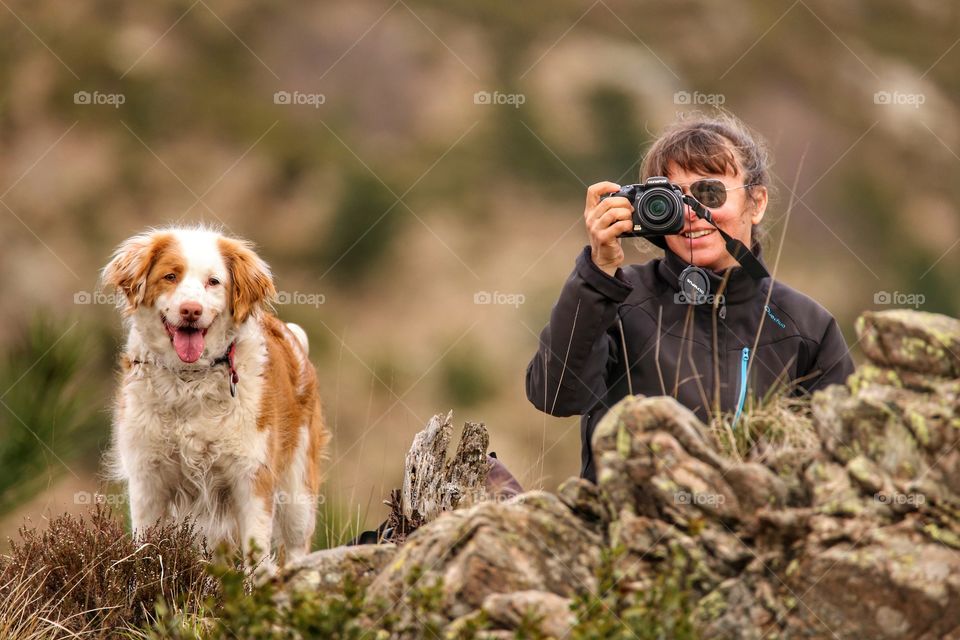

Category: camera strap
[682, 195, 770, 281]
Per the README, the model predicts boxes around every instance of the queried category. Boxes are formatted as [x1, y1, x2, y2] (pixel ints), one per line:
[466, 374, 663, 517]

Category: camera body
[600, 176, 686, 238]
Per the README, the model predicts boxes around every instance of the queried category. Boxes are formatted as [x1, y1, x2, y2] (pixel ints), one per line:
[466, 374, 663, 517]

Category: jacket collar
[656, 239, 769, 305]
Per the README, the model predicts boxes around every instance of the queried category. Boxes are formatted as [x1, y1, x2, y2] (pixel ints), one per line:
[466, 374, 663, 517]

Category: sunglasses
[676, 179, 757, 209]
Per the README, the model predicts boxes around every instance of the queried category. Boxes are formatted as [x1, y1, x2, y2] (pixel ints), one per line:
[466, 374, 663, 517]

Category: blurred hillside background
[1, 0, 958, 542]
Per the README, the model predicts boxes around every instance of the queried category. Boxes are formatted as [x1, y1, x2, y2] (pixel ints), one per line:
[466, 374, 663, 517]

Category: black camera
[599, 176, 686, 238]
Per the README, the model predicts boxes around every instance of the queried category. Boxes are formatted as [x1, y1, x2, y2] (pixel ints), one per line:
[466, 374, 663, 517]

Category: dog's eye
[208, 277, 221, 286]
[164, 273, 177, 282]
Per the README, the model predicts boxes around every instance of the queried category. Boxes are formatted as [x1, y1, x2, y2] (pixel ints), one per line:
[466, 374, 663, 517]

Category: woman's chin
[667, 239, 726, 270]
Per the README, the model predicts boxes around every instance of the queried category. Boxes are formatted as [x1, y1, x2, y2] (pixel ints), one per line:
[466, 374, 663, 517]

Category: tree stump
[386, 411, 491, 542]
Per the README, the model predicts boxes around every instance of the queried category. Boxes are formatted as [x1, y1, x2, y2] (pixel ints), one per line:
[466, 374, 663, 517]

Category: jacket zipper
[732, 347, 750, 429]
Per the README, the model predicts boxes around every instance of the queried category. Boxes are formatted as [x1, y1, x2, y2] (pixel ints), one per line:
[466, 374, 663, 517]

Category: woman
[526, 113, 854, 482]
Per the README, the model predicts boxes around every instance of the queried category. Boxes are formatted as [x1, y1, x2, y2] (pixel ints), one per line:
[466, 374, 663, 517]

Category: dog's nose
[179, 302, 203, 322]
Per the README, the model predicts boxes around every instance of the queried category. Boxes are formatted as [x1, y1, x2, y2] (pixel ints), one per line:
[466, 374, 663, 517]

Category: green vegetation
[0, 315, 111, 515]
[317, 171, 402, 285]
[569, 545, 700, 640]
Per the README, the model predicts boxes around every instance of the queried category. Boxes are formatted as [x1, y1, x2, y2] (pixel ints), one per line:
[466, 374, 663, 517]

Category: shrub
[0, 505, 215, 638]
[152, 559, 454, 640]
[569, 545, 700, 640]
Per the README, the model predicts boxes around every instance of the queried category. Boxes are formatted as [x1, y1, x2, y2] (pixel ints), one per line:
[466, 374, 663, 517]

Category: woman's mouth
[680, 229, 715, 240]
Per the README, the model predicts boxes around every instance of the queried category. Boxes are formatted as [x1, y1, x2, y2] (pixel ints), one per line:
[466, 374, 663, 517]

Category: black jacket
[526, 243, 855, 482]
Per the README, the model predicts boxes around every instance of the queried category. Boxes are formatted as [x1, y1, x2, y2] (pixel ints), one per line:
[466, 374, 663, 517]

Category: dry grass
[0, 506, 216, 639]
[707, 387, 820, 464]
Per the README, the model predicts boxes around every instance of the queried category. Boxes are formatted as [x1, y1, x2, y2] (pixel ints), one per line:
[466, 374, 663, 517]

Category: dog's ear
[101, 231, 174, 312]
[217, 236, 277, 323]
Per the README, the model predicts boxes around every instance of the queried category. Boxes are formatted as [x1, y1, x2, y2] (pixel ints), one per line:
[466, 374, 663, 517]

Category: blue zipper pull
[732, 347, 750, 430]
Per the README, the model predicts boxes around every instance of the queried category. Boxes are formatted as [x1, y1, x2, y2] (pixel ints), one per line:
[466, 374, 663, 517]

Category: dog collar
[211, 341, 239, 398]
[131, 341, 239, 398]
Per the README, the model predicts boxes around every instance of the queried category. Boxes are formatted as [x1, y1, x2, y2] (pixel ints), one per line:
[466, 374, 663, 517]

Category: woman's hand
[584, 182, 634, 276]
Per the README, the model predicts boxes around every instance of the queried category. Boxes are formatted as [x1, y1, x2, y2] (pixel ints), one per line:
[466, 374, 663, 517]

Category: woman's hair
[639, 112, 774, 246]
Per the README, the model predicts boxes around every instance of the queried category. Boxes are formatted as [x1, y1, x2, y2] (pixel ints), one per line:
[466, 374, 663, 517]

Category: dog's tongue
[172, 329, 205, 363]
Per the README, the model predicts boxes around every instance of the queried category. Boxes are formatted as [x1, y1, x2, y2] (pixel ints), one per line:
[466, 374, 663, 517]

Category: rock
[813, 358, 960, 503]
[583, 310, 960, 640]
[613, 512, 749, 587]
[763, 447, 820, 507]
[804, 459, 865, 516]
[273, 544, 397, 598]
[595, 395, 730, 472]
[367, 491, 600, 623]
[592, 396, 740, 527]
[856, 309, 960, 377]
[845, 454, 887, 494]
[696, 575, 792, 640]
[789, 519, 960, 638]
[481, 590, 574, 638]
[343, 311, 960, 639]
[724, 463, 788, 512]
[556, 476, 612, 536]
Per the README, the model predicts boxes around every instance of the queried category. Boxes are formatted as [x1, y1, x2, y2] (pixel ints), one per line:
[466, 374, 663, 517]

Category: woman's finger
[586, 196, 631, 223]
[585, 181, 623, 210]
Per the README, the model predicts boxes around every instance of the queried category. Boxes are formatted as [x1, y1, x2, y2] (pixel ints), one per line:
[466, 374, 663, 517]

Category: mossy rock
[856, 310, 960, 377]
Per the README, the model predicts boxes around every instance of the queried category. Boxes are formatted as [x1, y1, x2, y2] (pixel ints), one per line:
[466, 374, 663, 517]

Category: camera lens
[643, 195, 670, 221]
[637, 187, 683, 233]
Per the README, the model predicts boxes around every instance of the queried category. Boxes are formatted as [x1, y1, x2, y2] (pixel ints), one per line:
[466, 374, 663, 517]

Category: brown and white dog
[102, 226, 328, 566]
